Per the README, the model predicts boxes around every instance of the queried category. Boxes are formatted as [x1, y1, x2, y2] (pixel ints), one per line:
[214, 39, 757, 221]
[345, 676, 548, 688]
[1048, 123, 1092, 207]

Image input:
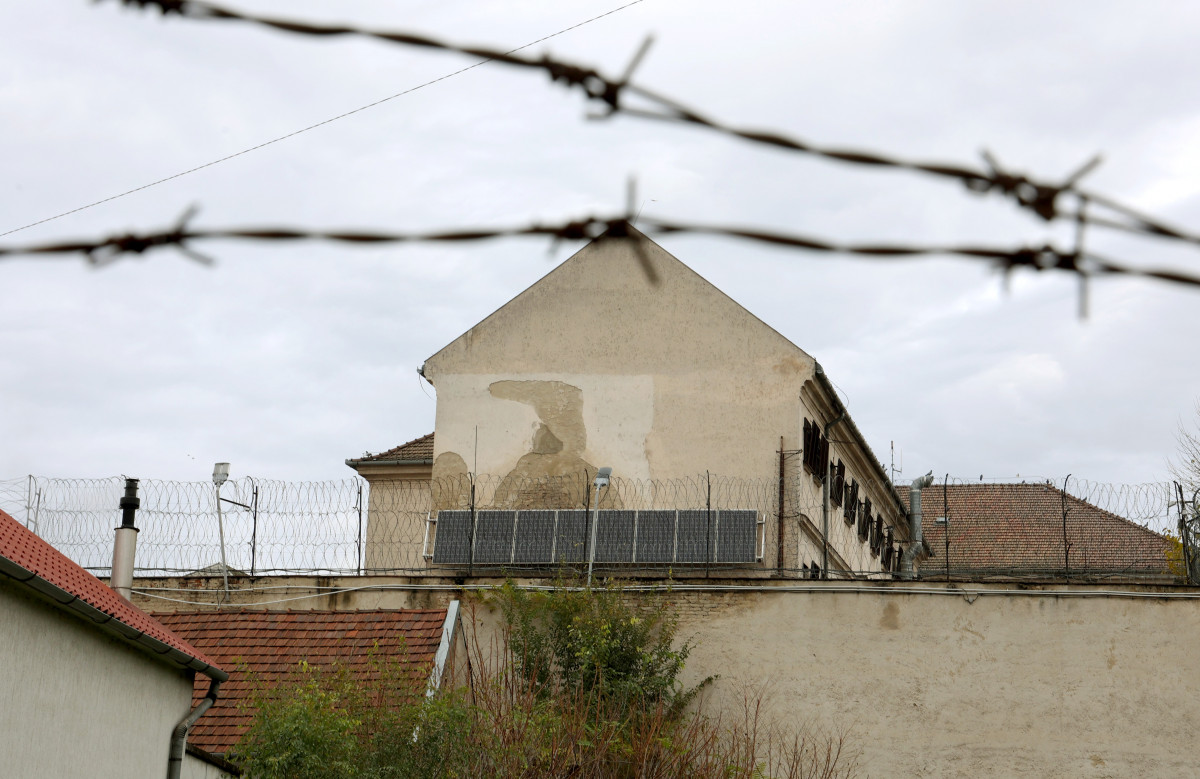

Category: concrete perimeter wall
[133, 576, 1199, 777]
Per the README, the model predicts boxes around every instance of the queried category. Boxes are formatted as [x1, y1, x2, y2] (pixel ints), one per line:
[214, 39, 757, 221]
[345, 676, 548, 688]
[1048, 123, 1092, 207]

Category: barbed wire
[6, 470, 1182, 583]
[100, 0, 1200, 254]
[3, 210, 1198, 290]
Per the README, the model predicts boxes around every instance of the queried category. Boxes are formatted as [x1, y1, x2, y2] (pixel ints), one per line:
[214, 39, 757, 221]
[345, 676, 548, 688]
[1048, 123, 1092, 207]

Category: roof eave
[0, 555, 228, 682]
[812, 362, 907, 518]
[345, 457, 434, 469]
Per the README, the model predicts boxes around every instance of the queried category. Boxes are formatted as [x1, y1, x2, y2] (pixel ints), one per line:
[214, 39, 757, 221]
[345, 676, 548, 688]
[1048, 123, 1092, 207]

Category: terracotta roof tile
[154, 608, 448, 756]
[0, 509, 222, 672]
[896, 483, 1171, 577]
[350, 433, 434, 464]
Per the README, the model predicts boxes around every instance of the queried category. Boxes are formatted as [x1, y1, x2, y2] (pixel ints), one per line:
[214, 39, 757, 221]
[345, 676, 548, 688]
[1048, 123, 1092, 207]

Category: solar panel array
[431, 508, 759, 567]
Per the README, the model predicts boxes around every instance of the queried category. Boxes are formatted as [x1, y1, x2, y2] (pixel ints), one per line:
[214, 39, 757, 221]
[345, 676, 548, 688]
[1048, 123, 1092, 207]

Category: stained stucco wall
[422, 236, 816, 487]
[0, 580, 197, 779]
[134, 576, 1200, 777]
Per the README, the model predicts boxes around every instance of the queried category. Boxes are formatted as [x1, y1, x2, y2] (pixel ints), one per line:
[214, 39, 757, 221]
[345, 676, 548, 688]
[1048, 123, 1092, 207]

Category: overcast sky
[3, 0, 1199, 488]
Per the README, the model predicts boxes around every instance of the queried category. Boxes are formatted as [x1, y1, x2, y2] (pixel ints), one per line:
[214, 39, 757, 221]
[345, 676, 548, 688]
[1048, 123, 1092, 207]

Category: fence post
[705, 470, 712, 579]
[356, 481, 364, 576]
[1178, 481, 1196, 585]
[249, 479, 259, 577]
[1061, 474, 1072, 581]
[467, 475, 476, 577]
[24, 475, 32, 530]
[777, 441, 785, 575]
[944, 474, 950, 583]
[582, 469, 591, 577]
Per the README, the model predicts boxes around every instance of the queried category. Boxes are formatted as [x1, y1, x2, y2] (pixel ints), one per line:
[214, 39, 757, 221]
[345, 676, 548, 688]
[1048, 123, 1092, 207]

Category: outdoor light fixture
[212, 462, 231, 597]
[587, 467, 613, 586]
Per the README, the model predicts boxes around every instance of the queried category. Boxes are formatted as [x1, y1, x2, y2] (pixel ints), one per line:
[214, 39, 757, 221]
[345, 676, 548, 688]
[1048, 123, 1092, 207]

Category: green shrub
[232, 585, 856, 779]
[493, 581, 709, 717]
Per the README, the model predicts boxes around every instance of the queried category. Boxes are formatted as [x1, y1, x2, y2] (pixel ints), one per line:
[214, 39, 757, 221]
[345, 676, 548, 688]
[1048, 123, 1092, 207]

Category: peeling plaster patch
[490, 380, 588, 456]
[488, 380, 599, 508]
[431, 451, 470, 511]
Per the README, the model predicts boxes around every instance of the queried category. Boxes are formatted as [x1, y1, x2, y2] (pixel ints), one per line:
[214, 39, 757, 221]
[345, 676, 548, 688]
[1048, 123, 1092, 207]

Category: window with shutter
[830, 460, 845, 507]
[858, 498, 872, 541]
[801, 418, 829, 482]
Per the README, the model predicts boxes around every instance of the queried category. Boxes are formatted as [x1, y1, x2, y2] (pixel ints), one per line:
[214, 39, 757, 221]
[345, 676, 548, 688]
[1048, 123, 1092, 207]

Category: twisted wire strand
[95, 0, 1200, 249]
[3, 214, 1195, 290]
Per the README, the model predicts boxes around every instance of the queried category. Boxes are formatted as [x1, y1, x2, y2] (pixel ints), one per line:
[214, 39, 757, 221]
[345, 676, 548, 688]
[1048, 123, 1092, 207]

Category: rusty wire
[3, 209, 1197, 289]
[98, 0, 1200, 251]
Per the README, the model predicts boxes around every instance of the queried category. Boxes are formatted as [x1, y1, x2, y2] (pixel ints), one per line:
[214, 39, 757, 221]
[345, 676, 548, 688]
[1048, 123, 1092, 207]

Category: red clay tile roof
[897, 483, 1171, 578]
[0, 509, 224, 676]
[349, 432, 434, 464]
[155, 609, 448, 756]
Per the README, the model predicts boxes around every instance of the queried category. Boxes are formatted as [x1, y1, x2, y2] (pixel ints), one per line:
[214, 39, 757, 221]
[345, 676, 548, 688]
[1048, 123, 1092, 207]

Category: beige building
[352, 232, 911, 578]
[0, 509, 232, 779]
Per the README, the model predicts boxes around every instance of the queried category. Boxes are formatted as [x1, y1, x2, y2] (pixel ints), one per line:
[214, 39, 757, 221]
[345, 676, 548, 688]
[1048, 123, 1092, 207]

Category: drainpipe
[901, 471, 934, 580]
[821, 413, 845, 578]
[166, 678, 222, 779]
[110, 478, 140, 599]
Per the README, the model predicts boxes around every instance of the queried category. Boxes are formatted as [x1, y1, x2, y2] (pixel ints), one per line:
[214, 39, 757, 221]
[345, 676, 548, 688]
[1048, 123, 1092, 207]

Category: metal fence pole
[582, 469, 592, 578]
[944, 474, 950, 583]
[356, 481, 363, 576]
[777, 441, 785, 574]
[705, 470, 712, 579]
[24, 475, 32, 530]
[1062, 474, 1072, 581]
[467, 475, 476, 577]
[249, 478, 259, 577]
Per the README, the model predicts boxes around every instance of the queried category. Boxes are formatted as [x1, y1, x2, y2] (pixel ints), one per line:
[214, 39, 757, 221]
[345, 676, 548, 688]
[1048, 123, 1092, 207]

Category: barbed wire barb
[4, 207, 1199, 290]
[96, 0, 1200, 254]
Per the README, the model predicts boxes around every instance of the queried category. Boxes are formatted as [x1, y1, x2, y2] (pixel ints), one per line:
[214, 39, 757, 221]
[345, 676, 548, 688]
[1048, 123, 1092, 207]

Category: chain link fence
[0, 472, 1190, 583]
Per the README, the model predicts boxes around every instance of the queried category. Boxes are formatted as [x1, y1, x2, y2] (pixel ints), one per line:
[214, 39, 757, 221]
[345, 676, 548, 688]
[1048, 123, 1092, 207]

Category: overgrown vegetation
[234, 583, 856, 779]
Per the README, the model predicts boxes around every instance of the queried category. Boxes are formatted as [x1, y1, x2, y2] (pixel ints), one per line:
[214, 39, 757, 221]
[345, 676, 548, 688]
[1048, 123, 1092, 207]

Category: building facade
[354, 232, 910, 578]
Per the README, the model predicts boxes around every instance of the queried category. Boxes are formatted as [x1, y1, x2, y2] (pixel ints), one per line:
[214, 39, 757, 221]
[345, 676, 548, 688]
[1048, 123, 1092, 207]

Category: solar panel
[676, 509, 713, 563]
[473, 510, 516, 565]
[435, 506, 756, 568]
[554, 510, 589, 564]
[634, 510, 676, 563]
[432, 510, 472, 564]
[513, 510, 556, 564]
[595, 510, 636, 563]
[715, 510, 757, 562]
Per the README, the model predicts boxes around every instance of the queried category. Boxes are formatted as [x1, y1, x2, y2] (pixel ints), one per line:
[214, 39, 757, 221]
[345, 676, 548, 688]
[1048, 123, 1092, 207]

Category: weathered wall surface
[362, 478, 432, 571]
[134, 576, 1200, 777]
[0, 581, 196, 779]
[423, 236, 816, 485]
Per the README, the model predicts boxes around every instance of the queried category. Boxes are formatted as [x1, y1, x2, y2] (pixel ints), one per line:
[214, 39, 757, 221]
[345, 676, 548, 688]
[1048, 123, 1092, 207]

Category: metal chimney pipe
[111, 478, 140, 599]
[901, 471, 934, 580]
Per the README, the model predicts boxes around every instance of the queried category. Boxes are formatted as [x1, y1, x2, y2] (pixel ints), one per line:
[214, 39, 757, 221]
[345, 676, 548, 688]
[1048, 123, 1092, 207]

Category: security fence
[0, 472, 1192, 583]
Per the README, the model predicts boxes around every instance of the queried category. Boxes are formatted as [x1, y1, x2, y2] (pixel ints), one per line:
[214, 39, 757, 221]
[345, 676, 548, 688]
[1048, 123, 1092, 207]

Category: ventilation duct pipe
[110, 478, 140, 599]
[901, 471, 934, 580]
